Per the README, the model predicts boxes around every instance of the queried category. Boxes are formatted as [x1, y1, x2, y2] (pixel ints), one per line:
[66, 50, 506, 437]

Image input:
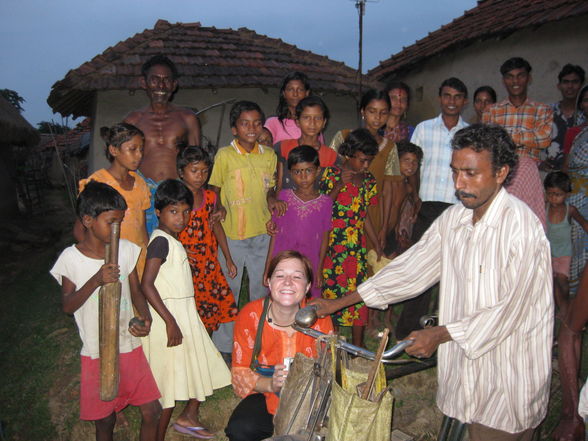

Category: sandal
[172, 423, 215, 439]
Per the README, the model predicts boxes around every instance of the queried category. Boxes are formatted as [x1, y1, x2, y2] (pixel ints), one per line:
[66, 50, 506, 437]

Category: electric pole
[356, 0, 366, 99]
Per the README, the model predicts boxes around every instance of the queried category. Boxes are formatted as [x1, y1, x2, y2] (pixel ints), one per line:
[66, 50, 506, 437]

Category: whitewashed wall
[88, 87, 359, 172]
[385, 15, 588, 126]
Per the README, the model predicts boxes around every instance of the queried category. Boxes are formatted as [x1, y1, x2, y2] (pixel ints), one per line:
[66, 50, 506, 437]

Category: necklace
[267, 301, 297, 328]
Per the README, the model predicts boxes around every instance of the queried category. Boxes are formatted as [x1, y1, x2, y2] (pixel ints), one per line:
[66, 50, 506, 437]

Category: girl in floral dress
[320, 128, 379, 347]
[177, 147, 238, 333]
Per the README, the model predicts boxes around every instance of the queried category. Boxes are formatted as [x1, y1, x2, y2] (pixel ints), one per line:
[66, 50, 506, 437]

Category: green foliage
[0, 88, 25, 113]
[37, 121, 70, 134]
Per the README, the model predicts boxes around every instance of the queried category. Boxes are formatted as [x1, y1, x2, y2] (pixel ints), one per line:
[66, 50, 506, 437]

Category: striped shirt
[359, 188, 553, 432]
[411, 114, 468, 204]
[482, 99, 553, 160]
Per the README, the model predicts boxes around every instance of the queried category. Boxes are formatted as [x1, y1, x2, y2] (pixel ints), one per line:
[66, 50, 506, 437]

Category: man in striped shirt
[482, 57, 553, 228]
[313, 124, 553, 440]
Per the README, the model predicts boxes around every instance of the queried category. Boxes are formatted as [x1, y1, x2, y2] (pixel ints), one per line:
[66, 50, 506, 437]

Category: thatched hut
[0, 96, 40, 216]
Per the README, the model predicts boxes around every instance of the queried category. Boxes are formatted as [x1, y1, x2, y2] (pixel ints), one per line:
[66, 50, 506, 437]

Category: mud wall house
[369, 0, 588, 124]
[0, 96, 40, 217]
[47, 19, 367, 173]
[39, 118, 92, 188]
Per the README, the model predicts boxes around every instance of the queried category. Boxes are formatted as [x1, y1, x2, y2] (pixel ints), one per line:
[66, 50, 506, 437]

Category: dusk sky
[1, 0, 476, 126]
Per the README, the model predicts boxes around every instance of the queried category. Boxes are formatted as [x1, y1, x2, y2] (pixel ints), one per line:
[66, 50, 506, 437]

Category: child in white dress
[141, 179, 231, 440]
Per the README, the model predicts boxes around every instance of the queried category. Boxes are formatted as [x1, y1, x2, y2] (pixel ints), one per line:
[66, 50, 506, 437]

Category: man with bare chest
[125, 55, 201, 233]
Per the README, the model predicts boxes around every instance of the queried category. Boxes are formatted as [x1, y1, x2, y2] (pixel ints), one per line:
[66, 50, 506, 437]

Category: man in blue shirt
[397, 77, 469, 339]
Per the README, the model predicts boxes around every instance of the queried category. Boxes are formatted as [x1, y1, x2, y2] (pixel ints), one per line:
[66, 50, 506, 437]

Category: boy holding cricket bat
[51, 181, 161, 441]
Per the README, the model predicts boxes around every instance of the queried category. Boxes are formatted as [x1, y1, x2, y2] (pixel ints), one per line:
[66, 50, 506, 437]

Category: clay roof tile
[48, 19, 367, 118]
[369, 0, 588, 80]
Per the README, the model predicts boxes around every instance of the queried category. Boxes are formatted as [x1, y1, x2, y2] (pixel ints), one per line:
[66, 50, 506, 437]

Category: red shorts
[80, 346, 160, 421]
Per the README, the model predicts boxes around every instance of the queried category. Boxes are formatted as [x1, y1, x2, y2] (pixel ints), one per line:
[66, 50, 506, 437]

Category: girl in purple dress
[264, 146, 332, 298]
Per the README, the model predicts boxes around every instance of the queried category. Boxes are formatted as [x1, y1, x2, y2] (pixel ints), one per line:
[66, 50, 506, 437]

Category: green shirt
[209, 140, 277, 240]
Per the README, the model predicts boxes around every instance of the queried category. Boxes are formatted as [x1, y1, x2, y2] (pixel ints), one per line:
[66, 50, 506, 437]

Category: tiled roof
[369, 0, 588, 81]
[48, 20, 365, 118]
[38, 118, 91, 153]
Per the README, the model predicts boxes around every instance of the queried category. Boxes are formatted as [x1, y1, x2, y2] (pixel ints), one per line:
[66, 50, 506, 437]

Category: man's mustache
[455, 190, 476, 199]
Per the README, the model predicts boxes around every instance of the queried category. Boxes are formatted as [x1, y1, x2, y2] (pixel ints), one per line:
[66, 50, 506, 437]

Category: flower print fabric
[319, 166, 377, 326]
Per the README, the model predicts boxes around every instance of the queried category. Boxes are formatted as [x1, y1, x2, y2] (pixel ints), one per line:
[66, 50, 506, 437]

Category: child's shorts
[552, 256, 571, 278]
[80, 346, 160, 420]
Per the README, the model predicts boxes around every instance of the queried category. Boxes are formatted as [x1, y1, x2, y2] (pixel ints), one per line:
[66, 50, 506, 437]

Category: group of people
[49, 52, 588, 441]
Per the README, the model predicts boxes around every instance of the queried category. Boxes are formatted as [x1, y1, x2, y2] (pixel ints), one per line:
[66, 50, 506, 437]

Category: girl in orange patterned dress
[177, 147, 238, 333]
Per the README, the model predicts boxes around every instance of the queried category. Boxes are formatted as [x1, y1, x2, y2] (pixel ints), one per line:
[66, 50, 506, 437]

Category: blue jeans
[212, 234, 270, 353]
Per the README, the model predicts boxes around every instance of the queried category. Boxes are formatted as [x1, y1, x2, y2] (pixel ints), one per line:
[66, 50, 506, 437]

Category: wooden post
[99, 222, 121, 401]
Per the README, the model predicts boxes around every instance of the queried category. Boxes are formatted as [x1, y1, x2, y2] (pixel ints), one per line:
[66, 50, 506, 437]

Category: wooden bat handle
[109, 222, 120, 265]
[99, 221, 122, 401]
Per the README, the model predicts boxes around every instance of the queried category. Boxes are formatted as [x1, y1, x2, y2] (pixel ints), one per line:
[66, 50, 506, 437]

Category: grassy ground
[0, 187, 584, 441]
[0, 189, 79, 441]
[0, 250, 78, 440]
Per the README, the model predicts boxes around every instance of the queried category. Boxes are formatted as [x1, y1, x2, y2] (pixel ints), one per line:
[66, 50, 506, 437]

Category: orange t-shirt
[231, 298, 334, 414]
[277, 138, 338, 167]
[79, 169, 150, 277]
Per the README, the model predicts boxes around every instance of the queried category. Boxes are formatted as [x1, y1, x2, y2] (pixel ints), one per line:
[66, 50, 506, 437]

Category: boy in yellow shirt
[209, 101, 282, 359]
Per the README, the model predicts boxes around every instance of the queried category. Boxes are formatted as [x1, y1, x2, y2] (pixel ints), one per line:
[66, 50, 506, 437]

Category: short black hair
[578, 85, 588, 111]
[473, 86, 497, 104]
[339, 128, 378, 158]
[295, 95, 330, 122]
[397, 141, 423, 165]
[177, 146, 213, 172]
[277, 72, 311, 121]
[141, 55, 179, 79]
[100, 123, 144, 162]
[229, 101, 265, 128]
[154, 179, 194, 211]
[500, 57, 532, 76]
[360, 89, 391, 111]
[77, 181, 127, 220]
[544, 171, 572, 193]
[558, 64, 586, 84]
[287, 145, 320, 170]
[451, 123, 518, 185]
[384, 81, 411, 104]
[439, 77, 468, 98]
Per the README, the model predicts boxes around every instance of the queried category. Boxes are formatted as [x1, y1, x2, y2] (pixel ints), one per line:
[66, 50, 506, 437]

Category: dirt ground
[54, 363, 441, 441]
